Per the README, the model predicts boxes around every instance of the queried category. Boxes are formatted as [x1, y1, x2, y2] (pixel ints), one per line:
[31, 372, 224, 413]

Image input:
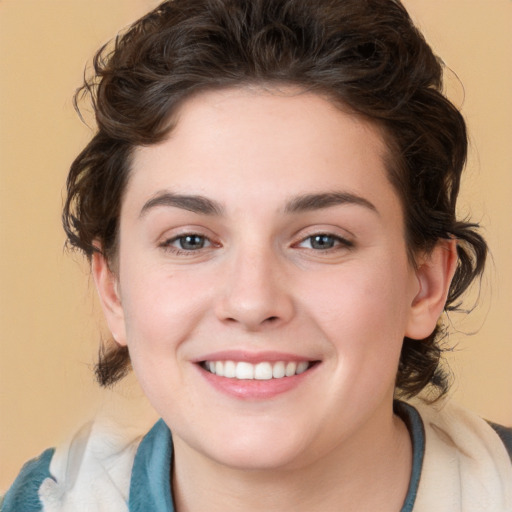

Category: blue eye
[310, 234, 336, 249]
[299, 234, 352, 250]
[163, 234, 212, 252]
[178, 234, 207, 250]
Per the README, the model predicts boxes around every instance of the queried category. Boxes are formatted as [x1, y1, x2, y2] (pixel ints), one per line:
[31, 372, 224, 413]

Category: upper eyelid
[291, 225, 355, 243]
[296, 233, 353, 247]
[156, 226, 355, 247]
[162, 233, 213, 245]
[157, 225, 217, 242]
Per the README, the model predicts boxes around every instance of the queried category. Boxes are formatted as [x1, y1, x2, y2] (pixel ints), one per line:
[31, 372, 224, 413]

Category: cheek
[119, 264, 212, 351]
[117, 267, 212, 407]
[313, 267, 413, 408]
[302, 257, 413, 360]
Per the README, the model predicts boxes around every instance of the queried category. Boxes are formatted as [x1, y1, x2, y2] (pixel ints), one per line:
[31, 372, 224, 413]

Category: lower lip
[197, 364, 318, 400]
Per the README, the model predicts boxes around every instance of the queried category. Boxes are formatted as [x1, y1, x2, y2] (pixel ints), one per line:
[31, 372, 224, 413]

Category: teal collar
[129, 418, 174, 511]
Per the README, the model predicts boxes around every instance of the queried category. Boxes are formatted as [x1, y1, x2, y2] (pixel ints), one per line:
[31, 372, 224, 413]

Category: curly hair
[63, 0, 487, 396]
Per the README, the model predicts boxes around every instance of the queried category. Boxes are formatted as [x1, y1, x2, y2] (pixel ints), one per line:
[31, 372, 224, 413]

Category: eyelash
[295, 233, 354, 252]
[160, 232, 353, 255]
[160, 233, 215, 255]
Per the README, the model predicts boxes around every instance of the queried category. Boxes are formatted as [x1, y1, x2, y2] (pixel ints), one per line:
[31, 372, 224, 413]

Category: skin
[93, 87, 457, 511]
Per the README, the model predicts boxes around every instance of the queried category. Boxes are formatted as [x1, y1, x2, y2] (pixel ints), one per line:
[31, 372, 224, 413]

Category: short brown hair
[63, 0, 487, 397]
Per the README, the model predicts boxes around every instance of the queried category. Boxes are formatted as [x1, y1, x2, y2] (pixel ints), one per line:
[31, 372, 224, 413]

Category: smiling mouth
[200, 360, 317, 380]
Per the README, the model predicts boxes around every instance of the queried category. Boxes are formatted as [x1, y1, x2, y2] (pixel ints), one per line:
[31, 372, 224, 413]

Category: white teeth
[254, 362, 273, 380]
[272, 361, 286, 379]
[224, 360, 236, 378]
[285, 362, 297, 377]
[235, 362, 254, 379]
[296, 361, 309, 374]
[203, 360, 312, 380]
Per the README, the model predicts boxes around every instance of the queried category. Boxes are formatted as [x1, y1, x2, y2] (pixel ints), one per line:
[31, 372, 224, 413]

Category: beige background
[1, 0, 511, 490]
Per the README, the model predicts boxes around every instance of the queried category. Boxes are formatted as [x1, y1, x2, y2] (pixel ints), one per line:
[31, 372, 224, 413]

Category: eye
[178, 234, 208, 250]
[162, 233, 213, 252]
[298, 233, 353, 250]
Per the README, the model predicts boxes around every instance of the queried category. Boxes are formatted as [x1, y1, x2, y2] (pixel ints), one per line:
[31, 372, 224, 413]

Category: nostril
[265, 316, 279, 323]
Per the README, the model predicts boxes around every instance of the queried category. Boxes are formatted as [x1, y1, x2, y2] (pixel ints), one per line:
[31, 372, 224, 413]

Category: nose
[214, 246, 295, 331]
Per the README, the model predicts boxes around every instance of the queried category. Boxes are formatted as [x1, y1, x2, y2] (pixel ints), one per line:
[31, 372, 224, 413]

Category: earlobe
[405, 239, 458, 340]
[92, 250, 127, 346]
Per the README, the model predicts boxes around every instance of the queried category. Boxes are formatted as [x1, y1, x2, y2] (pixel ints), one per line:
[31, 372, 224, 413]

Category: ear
[405, 238, 458, 340]
[92, 250, 127, 346]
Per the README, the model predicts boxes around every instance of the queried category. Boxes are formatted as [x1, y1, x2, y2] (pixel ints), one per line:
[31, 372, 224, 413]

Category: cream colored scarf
[411, 398, 512, 511]
[38, 400, 512, 511]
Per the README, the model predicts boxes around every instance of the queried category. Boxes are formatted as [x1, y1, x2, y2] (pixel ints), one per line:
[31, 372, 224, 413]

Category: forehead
[126, 87, 398, 216]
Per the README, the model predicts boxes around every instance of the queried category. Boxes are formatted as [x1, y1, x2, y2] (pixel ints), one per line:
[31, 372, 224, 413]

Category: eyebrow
[140, 192, 224, 217]
[139, 190, 378, 218]
[284, 192, 378, 215]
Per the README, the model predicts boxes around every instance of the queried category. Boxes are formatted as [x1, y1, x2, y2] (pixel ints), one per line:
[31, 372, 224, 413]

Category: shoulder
[487, 420, 512, 461]
[412, 398, 512, 464]
[1, 420, 146, 512]
[1, 448, 55, 512]
[409, 398, 512, 511]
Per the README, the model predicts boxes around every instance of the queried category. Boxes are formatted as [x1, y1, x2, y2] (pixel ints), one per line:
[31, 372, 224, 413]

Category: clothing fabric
[2, 400, 511, 512]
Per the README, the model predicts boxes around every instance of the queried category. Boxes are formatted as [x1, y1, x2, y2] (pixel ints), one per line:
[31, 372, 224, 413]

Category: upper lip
[192, 350, 319, 364]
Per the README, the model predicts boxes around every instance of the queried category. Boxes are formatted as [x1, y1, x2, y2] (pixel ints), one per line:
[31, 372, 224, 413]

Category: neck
[171, 403, 412, 512]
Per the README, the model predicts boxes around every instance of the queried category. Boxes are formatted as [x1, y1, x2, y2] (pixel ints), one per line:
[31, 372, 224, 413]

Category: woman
[2, 0, 511, 510]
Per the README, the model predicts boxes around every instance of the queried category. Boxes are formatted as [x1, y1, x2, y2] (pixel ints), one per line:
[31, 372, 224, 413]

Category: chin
[209, 443, 308, 472]
[185, 420, 316, 472]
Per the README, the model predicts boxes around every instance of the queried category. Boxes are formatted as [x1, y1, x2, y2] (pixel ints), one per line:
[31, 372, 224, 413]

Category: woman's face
[98, 88, 431, 470]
